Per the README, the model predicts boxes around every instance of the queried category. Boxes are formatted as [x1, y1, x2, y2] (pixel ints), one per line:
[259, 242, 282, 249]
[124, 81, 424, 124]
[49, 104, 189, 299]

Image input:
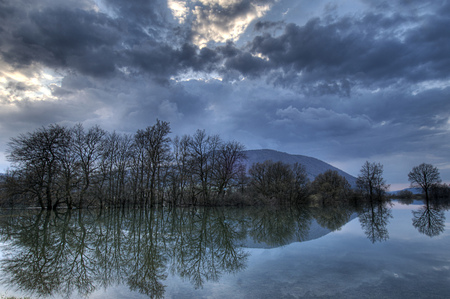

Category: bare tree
[73, 124, 107, 208]
[248, 161, 270, 197]
[170, 135, 191, 205]
[312, 170, 351, 205]
[146, 120, 171, 205]
[408, 163, 441, 201]
[213, 141, 246, 197]
[291, 163, 310, 202]
[58, 131, 79, 209]
[131, 120, 171, 206]
[248, 161, 308, 204]
[99, 132, 133, 207]
[188, 130, 220, 204]
[356, 161, 389, 200]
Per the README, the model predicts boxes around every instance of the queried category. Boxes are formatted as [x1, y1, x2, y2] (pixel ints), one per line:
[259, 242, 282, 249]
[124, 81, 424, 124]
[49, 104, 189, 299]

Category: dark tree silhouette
[248, 160, 309, 204]
[311, 170, 351, 205]
[408, 163, 441, 201]
[7, 124, 72, 209]
[3, 121, 318, 208]
[356, 161, 389, 200]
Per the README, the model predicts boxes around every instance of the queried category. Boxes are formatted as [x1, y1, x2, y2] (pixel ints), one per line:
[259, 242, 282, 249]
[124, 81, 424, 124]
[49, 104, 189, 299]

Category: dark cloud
[254, 20, 284, 31]
[1, 7, 123, 76]
[217, 41, 240, 58]
[103, 0, 166, 26]
[243, 4, 450, 95]
[0, 1, 235, 80]
[0, 0, 197, 79]
[2, 0, 449, 90]
[225, 52, 268, 78]
[1, 0, 450, 185]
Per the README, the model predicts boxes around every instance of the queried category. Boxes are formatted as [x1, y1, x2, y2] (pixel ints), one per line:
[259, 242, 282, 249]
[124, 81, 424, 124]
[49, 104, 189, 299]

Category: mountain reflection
[0, 201, 444, 298]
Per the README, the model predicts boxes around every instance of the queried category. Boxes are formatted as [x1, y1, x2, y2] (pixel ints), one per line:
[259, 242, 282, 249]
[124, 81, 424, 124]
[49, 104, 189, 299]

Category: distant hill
[243, 149, 357, 187]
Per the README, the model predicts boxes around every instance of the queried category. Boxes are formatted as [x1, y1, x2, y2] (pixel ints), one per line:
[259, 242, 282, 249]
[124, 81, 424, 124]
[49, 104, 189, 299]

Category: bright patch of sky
[168, 0, 190, 23]
[412, 80, 450, 95]
[0, 61, 63, 102]
[170, 70, 223, 83]
[168, 0, 273, 48]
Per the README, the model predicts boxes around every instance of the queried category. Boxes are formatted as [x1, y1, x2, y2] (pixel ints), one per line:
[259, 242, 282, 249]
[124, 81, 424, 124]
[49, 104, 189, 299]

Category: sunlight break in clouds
[168, 0, 190, 23]
[0, 60, 62, 102]
[168, 0, 273, 47]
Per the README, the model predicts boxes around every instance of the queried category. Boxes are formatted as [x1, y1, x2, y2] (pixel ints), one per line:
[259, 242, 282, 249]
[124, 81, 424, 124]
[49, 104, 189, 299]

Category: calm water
[0, 200, 449, 298]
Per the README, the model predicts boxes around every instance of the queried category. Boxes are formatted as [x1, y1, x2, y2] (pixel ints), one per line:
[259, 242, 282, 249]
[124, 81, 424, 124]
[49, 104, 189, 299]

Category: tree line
[0, 121, 447, 209]
[2, 121, 251, 209]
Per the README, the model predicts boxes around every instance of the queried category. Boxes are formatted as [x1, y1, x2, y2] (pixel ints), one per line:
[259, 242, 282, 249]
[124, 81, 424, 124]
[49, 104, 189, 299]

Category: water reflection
[246, 206, 313, 247]
[314, 205, 354, 231]
[358, 200, 393, 243]
[0, 200, 447, 298]
[412, 198, 447, 237]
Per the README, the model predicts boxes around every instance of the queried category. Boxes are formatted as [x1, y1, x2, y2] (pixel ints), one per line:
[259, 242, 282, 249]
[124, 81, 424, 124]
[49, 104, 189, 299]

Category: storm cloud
[0, 0, 449, 188]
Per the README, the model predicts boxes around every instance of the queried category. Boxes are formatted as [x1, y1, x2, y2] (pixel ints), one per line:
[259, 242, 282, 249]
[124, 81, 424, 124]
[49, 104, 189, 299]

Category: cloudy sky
[1, 0, 449, 189]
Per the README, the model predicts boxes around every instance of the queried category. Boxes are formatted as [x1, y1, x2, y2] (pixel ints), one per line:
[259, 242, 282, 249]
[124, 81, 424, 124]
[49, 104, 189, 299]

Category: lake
[0, 200, 449, 298]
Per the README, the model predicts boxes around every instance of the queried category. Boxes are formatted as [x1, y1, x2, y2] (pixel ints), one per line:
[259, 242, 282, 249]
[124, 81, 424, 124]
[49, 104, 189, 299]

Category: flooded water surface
[0, 200, 449, 298]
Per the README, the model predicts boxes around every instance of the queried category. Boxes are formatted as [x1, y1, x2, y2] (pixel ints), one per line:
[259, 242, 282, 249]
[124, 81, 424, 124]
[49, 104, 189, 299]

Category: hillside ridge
[243, 149, 357, 187]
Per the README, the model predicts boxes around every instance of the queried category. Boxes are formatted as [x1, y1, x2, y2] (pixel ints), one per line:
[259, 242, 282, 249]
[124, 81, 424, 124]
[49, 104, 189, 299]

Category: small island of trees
[0, 121, 448, 209]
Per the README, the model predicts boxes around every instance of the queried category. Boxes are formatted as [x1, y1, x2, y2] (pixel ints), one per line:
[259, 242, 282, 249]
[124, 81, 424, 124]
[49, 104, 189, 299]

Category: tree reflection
[313, 204, 354, 232]
[0, 207, 252, 297]
[0, 210, 97, 297]
[248, 207, 300, 246]
[359, 200, 392, 243]
[168, 208, 248, 288]
[0, 204, 361, 297]
[125, 209, 167, 298]
[412, 199, 446, 237]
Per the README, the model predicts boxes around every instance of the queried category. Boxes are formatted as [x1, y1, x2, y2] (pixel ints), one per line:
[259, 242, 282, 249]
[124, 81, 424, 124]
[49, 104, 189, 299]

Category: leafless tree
[188, 130, 219, 204]
[356, 161, 389, 200]
[73, 124, 107, 208]
[131, 120, 171, 206]
[248, 160, 308, 204]
[170, 135, 192, 205]
[312, 170, 351, 205]
[408, 163, 441, 201]
[7, 124, 72, 209]
[99, 132, 133, 207]
[213, 141, 246, 197]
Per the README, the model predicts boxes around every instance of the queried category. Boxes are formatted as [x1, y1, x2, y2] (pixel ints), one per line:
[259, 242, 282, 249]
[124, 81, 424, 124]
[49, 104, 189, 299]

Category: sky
[0, 0, 449, 190]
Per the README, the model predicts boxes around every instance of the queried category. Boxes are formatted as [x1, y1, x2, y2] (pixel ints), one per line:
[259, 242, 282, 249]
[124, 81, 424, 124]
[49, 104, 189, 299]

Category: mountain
[243, 149, 357, 187]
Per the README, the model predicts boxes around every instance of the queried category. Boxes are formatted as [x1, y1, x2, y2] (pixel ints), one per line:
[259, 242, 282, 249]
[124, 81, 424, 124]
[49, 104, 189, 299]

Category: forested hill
[244, 149, 357, 187]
